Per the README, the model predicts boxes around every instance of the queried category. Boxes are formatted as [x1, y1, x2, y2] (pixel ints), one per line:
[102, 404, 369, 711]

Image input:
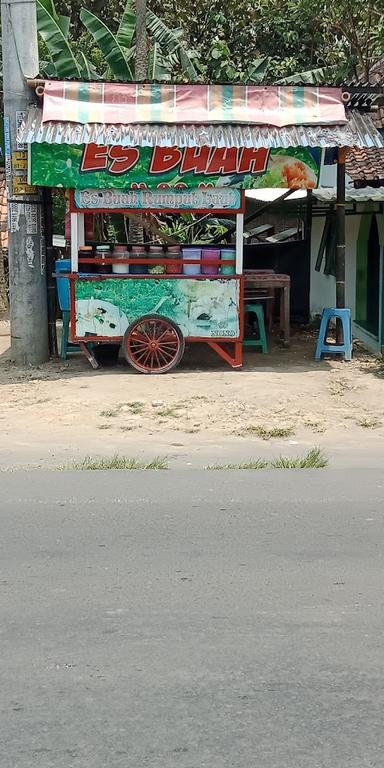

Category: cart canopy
[20, 82, 384, 149]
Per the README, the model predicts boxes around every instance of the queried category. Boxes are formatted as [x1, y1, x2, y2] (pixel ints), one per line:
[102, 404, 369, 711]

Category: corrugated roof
[245, 186, 384, 203]
[314, 186, 384, 202]
[19, 107, 384, 149]
[346, 147, 384, 185]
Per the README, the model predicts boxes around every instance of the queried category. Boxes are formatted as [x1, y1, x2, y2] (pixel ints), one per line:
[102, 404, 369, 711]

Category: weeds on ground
[357, 418, 380, 428]
[99, 408, 119, 418]
[123, 401, 144, 414]
[271, 448, 328, 468]
[206, 448, 328, 470]
[238, 424, 294, 440]
[60, 455, 169, 470]
[157, 406, 184, 419]
[207, 459, 269, 470]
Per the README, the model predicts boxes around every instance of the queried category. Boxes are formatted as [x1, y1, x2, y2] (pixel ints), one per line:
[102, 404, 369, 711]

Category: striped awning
[19, 106, 384, 149]
[42, 82, 347, 128]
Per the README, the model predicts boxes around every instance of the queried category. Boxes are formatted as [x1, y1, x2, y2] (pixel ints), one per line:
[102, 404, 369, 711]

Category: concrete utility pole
[1, 0, 49, 364]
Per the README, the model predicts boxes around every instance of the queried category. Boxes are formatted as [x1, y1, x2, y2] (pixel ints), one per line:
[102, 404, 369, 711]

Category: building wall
[310, 212, 384, 355]
[310, 214, 361, 318]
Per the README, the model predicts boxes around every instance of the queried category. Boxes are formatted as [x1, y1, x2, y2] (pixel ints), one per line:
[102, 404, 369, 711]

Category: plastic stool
[243, 302, 268, 353]
[315, 308, 352, 361]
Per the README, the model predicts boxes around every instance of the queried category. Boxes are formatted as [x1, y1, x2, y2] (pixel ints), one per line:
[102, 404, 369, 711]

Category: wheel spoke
[132, 331, 148, 344]
[134, 348, 151, 364]
[157, 347, 175, 361]
[131, 340, 149, 350]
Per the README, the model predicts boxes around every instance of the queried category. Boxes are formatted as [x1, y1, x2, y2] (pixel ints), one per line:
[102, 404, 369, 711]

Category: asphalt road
[1, 470, 384, 768]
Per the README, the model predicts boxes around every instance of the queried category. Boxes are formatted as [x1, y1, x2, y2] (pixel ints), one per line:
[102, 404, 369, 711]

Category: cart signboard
[30, 142, 322, 190]
[73, 277, 240, 341]
[71, 187, 243, 213]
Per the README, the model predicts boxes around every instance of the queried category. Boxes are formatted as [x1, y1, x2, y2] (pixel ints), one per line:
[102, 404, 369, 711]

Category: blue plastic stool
[243, 302, 268, 353]
[315, 308, 352, 361]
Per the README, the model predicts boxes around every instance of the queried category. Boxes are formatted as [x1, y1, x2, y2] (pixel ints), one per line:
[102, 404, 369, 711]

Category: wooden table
[244, 271, 291, 345]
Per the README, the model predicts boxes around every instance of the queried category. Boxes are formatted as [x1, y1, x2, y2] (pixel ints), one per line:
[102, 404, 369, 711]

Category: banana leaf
[148, 42, 172, 81]
[36, 0, 82, 78]
[146, 10, 198, 79]
[277, 65, 342, 85]
[77, 51, 102, 81]
[38, 0, 70, 38]
[116, 0, 136, 51]
[39, 60, 58, 78]
[247, 58, 269, 83]
[80, 8, 133, 80]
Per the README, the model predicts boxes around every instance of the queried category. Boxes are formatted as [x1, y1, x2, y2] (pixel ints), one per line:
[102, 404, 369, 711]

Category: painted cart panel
[73, 277, 240, 340]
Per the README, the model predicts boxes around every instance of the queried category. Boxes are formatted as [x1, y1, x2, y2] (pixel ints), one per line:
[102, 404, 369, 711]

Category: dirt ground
[1, 319, 384, 469]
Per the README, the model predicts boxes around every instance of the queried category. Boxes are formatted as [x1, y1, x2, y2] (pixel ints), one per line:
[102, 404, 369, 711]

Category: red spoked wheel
[123, 314, 185, 374]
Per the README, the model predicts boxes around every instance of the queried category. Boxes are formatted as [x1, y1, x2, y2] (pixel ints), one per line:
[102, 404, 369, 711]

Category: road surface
[1, 470, 384, 767]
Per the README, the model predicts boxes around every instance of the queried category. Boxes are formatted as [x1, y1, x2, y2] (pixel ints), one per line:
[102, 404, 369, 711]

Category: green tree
[37, 0, 197, 80]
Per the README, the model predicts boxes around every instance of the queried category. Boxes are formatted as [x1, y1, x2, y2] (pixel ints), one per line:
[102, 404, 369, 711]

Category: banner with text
[30, 143, 323, 190]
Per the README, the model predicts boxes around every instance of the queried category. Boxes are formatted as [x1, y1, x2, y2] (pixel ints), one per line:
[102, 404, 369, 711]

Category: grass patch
[123, 401, 144, 414]
[357, 417, 379, 428]
[240, 424, 295, 440]
[271, 448, 328, 468]
[99, 408, 119, 419]
[157, 406, 184, 419]
[206, 448, 328, 470]
[207, 459, 269, 470]
[61, 455, 169, 470]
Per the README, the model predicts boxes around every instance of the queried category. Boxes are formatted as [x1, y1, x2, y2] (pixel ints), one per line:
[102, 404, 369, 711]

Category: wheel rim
[127, 318, 181, 372]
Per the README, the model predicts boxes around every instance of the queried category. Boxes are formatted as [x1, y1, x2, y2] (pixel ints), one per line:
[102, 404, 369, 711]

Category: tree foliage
[149, 0, 384, 82]
[37, 0, 384, 83]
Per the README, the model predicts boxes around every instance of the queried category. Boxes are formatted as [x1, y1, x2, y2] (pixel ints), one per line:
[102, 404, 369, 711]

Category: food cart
[22, 81, 383, 372]
[67, 185, 245, 372]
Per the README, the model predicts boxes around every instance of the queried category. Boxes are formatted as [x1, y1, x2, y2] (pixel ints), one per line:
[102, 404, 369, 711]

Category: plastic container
[55, 259, 71, 311]
[182, 247, 201, 276]
[201, 247, 220, 275]
[112, 244, 129, 274]
[78, 245, 95, 273]
[166, 245, 182, 275]
[220, 247, 236, 275]
[130, 244, 147, 275]
[96, 244, 112, 274]
[148, 245, 165, 275]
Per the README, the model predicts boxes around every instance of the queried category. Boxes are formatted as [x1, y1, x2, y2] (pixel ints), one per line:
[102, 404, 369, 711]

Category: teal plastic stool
[315, 307, 352, 361]
[243, 302, 268, 353]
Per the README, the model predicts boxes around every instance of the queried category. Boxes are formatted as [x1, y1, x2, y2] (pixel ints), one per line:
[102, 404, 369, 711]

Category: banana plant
[37, 0, 198, 81]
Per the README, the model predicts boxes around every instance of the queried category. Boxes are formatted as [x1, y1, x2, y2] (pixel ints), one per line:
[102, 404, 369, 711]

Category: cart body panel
[70, 275, 242, 343]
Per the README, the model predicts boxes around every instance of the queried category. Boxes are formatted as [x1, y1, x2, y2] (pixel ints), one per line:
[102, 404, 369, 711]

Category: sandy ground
[1, 319, 384, 469]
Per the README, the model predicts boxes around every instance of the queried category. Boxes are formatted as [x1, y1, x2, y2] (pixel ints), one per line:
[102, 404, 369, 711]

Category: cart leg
[207, 341, 243, 369]
[79, 342, 99, 370]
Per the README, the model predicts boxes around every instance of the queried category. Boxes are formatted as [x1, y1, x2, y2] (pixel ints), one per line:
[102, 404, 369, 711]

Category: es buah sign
[30, 142, 322, 190]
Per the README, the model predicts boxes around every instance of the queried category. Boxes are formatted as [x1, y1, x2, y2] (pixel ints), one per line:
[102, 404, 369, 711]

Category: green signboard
[30, 142, 322, 190]
[74, 277, 240, 339]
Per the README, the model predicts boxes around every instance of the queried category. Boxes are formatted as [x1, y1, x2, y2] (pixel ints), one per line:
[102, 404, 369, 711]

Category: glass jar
[165, 245, 182, 275]
[148, 245, 165, 275]
[96, 244, 112, 274]
[112, 244, 129, 274]
[78, 245, 94, 274]
[130, 245, 147, 274]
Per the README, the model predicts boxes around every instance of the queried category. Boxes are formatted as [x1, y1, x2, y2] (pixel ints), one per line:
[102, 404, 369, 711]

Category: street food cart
[21, 81, 383, 372]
